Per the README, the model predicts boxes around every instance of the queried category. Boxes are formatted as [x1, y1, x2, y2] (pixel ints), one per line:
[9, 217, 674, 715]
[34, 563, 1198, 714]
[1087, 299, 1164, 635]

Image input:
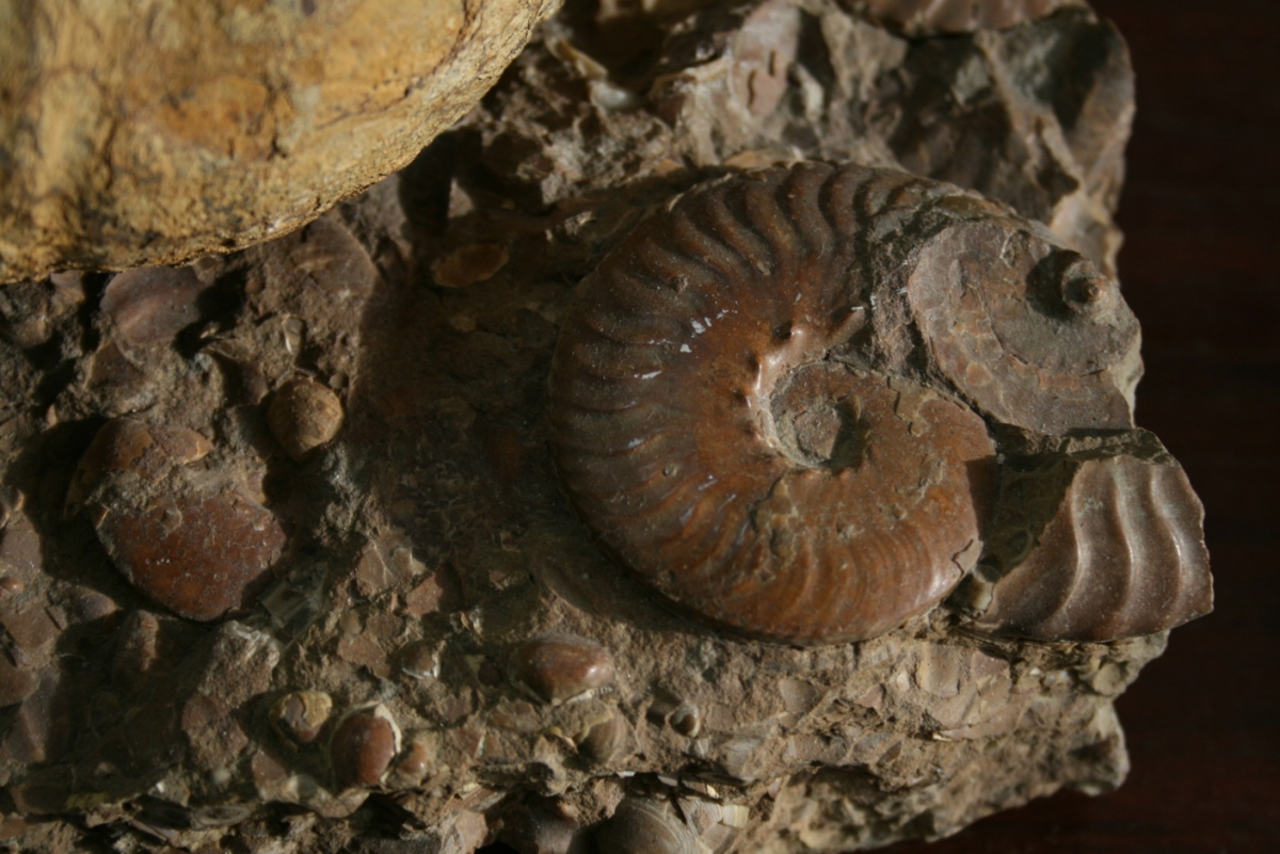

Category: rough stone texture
[0, 2, 1209, 852]
[0, 0, 561, 284]
[855, 0, 1085, 35]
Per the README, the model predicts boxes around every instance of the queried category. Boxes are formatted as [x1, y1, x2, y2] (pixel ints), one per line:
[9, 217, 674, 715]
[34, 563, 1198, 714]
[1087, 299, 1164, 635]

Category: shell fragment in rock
[593, 798, 702, 854]
[549, 162, 1001, 644]
[71, 418, 286, 622]
[960, 431, 1213, 641]
[512, 634, 616, 704]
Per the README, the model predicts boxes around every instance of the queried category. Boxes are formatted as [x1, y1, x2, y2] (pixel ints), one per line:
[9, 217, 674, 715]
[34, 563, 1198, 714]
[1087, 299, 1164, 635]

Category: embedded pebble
[398, 640, 439, 681]
[329, 705, 401, 788]
[271, 691, 333, 747]
[669, 703, 702, 738]
[579, 715, 632, 766]
[267, 377, 345, 461]
[386, 733, 436, 788]
[73, 418, 285, 621]
[513, 634, 616, 704]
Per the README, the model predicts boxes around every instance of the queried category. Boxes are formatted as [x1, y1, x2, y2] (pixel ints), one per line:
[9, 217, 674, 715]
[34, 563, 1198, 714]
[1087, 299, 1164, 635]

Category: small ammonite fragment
[905, 221, 1141, 435]
[961, 431, 1213, 641]
[549, 162, 998, 644]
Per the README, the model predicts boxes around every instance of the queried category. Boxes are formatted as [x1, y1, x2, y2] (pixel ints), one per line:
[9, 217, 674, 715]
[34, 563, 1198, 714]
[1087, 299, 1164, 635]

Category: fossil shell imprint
[549, 162, 1004, 644]
[906, 218, 1141, 435]
[964, 436, 1213, 641]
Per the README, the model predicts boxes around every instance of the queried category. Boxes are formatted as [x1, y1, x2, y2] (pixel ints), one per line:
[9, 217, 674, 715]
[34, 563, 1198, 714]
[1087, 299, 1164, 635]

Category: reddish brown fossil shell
[329, 704, 401, 789]
[549, 163, 999, 644]
[964, 435, 1213, 641]
[513, 634, 616, 704]
[72, 418, 286, 621]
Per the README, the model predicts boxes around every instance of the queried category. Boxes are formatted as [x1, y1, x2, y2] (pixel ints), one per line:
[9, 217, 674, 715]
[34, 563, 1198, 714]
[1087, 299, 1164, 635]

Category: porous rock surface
[0, 2, 1198, 852]
[0, 0, 560, 284]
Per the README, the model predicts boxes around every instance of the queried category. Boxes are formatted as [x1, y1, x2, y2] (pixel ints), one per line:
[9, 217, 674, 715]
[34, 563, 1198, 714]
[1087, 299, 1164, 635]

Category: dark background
[889, 1, 1280, 852]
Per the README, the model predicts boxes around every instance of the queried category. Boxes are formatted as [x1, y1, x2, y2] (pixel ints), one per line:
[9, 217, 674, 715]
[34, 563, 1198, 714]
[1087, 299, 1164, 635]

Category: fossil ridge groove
[962, 431, 1213, 640]
[550, 163, 1000, 644]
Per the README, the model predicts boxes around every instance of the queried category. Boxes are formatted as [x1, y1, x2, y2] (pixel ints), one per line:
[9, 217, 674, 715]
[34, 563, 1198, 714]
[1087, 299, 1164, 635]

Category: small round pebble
[267, 377, 344, 461]
[329, 704, 401, 788]
[271, 691, 333, 746]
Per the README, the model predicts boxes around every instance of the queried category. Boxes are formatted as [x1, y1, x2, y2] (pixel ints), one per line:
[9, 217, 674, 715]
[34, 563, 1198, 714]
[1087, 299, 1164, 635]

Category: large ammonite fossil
[548, 162, 1211, 645]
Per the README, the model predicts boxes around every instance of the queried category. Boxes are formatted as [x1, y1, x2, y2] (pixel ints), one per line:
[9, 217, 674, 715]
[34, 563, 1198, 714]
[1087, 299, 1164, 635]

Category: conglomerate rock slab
[0, 2, 1206, 852]
[0, 0, 560, 283]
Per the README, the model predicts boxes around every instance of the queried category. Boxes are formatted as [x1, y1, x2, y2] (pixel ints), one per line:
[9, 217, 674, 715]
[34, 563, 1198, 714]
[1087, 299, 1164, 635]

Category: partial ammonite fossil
[548, 161, 1207, 645]
[959, 431, 1213, 641]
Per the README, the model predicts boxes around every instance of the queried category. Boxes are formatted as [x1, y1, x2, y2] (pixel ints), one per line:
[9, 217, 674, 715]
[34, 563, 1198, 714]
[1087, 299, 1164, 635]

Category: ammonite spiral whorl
[549, 163, 1002, 643]
[548, 161, 1190, 645]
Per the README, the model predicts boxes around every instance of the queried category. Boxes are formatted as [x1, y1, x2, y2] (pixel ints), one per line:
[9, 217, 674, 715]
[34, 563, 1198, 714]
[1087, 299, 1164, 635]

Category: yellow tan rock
[0, 0, 561, 283]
